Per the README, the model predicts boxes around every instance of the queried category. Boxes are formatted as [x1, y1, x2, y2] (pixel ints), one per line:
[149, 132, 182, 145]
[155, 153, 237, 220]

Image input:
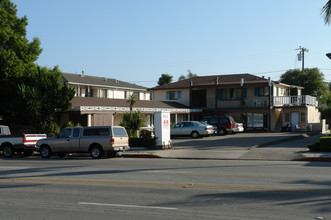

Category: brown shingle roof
[71, 97, 190, 109]
[62, 72, 147, 90]
[150, 73, 271, 90]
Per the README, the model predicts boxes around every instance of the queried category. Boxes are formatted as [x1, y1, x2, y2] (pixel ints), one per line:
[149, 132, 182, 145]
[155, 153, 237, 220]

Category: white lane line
[79, 202, 178, 210]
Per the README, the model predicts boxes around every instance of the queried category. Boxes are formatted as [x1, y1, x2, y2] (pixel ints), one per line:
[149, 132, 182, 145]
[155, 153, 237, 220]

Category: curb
[302, 157, 331, 162]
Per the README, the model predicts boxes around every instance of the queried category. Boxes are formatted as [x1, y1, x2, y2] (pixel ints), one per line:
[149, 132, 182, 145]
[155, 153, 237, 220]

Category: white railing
[273, 95, 318, 107]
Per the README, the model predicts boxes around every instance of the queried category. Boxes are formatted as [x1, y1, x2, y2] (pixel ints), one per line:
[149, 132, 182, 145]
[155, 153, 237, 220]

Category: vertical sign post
[154, 111, 171, 148]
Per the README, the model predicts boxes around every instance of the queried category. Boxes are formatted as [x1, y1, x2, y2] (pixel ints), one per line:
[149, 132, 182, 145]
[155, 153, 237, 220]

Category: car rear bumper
[113, 146, 130, 152]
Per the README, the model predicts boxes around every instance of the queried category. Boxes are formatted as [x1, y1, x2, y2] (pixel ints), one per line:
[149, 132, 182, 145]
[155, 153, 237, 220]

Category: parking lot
[170, 132, 308, 150]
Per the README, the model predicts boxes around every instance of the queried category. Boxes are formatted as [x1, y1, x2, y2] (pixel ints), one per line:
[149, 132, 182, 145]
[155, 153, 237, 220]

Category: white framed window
[100, 89, 107, 98]
[166, 91, 181, 100]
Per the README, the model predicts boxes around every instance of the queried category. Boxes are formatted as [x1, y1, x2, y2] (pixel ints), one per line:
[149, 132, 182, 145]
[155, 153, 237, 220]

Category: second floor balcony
[207, 95, 318, 109]
[272, 95, 318, 107]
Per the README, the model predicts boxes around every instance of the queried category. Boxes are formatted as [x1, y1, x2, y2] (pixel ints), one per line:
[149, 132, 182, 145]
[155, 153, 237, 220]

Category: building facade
[151, 74, 321, 131]
[60, 73, 199, 128]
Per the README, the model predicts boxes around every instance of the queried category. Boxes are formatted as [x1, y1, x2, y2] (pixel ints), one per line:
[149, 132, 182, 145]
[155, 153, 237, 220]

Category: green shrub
[308, 142, 320, 152]
[129, 137, 157, 148]
[320, 137, 331, 152]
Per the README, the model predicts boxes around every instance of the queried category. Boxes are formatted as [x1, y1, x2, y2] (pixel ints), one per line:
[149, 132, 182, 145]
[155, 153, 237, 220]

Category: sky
[11, 0, 331, 88]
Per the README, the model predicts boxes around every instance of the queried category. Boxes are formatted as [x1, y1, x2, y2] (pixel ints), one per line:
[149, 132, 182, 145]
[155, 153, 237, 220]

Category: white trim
[79, 106, 201, 113]
[68, 82, 147, 92]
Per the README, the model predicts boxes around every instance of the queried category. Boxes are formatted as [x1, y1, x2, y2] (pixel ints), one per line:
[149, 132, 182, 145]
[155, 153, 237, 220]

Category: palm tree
[127, 93, 137, 115]
[322, 0, 331, 25]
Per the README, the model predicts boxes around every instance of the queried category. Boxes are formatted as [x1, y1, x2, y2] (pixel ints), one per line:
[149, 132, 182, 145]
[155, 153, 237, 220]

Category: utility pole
[296, 46, 309, 71]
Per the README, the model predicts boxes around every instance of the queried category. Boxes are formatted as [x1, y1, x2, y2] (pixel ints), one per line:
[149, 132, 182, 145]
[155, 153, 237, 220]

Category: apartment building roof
[62, 72, 147, 91]
[150, 73, 274, 90]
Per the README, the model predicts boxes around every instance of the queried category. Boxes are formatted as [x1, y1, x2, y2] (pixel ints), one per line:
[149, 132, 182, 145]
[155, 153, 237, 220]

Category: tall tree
[0, 0, 42, 122]
[279, 68, 329, 104]
[17, 66, 75, 133]
[157, 73, 173, 86]
[0, 0, 75, 134]
[127, 93, 137, 115]
[321, 0, 331, 25]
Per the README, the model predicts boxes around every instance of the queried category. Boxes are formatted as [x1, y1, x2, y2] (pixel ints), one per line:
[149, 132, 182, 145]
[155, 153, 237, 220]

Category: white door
[290, 112, 299, 131]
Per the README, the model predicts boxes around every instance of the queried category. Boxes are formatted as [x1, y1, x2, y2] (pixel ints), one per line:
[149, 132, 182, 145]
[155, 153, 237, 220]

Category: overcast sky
[12, 0, 331, 87]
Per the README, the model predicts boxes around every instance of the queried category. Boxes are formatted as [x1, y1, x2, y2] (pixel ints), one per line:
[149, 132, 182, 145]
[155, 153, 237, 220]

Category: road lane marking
[1, 178, 331, 194]
[79, 202, 178, 210]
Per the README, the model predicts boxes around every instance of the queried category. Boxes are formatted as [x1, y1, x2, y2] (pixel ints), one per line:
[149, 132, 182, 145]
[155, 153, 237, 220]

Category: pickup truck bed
[0, 126, 47, 158]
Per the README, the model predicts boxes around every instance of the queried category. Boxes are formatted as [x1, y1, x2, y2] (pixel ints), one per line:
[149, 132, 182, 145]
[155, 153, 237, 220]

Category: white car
[234, 123, 244, 133]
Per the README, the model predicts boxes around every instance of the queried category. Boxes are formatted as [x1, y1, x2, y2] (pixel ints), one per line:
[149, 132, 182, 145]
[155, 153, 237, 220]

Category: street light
[326, 53, 331, 60]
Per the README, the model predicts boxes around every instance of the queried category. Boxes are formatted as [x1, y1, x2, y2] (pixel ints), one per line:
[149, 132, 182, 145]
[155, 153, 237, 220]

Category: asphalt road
[0, 158, 331, 220]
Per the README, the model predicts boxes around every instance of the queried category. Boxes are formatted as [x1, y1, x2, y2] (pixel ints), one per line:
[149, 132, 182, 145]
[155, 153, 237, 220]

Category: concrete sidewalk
[122, 132, 331, 161]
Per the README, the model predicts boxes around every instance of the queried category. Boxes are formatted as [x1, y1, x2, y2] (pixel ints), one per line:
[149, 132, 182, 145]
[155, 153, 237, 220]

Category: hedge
[308, 136, 331, 152]
[129, 137, 157, 148]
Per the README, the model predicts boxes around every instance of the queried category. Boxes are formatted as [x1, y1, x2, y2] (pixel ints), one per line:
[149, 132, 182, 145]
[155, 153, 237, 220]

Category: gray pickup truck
[36, 126, 129, 159]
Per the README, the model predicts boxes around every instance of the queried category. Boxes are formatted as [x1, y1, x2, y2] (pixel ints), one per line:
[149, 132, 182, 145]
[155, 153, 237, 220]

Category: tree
[157, 74, 173, 86]
[321, 0, 331, 25]
[127, 93, 137, 115]
[17, 66, 75, 133]
[279, 68, 329, 104]
[120, 111, 146, 138]
[0, 0, 42, 122]
[0, 1, 75, 134]
[178, 69, 198, 81]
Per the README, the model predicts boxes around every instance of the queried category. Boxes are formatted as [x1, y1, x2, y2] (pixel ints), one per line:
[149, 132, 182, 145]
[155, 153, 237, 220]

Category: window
[133, 92, 140, 100]
[166, 91, 181, 100]
[73, 128, 80, 137]
[83, 128, 110, 136]
[59, 128, 72, 138]
[247, 113, 264, 128]
[113, 127, 127, 137]
[254, 87, 269, 96]
[0, 126, 10, 135]
[100, 89, 107, 98]
[300, 112, 306, 122]
[219, 88, 243, 100]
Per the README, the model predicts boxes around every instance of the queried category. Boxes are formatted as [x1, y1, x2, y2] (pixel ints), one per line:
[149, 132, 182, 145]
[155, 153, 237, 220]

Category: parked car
[36, 126, 129, 159]
[234, 123, 244, 133]
[0, 125, 47, 158]
[200, 116, 236, 136]
[171, 121, 214, 138]
[199, 121, 217, 134]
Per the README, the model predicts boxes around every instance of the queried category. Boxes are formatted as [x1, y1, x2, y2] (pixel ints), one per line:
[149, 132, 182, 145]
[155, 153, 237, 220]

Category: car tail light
[231, 123, 235, 128]
[23, 137, 26, 143]
[205, 127, 213, 130]
[110, 138, 114, 145]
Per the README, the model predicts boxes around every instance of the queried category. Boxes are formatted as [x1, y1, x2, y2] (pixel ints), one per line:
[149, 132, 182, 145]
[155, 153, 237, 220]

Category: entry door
[290, 112, 299, 131]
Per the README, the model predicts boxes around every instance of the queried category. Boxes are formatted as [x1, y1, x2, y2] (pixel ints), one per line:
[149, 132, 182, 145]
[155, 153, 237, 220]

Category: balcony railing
[273, 95, 318, 107]
[212, 95, 318, 109]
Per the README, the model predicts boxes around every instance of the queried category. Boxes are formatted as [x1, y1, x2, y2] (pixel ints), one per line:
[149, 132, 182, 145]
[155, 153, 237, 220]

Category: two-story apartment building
[151, 73, 321, 132]
[60, 72, 198, 127]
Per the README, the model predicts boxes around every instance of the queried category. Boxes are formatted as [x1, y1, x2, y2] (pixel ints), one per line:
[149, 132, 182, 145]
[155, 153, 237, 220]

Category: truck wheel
[3, 145, 14, 158]
[40, 146, 51, 158]
[90, 145, 103, 159]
